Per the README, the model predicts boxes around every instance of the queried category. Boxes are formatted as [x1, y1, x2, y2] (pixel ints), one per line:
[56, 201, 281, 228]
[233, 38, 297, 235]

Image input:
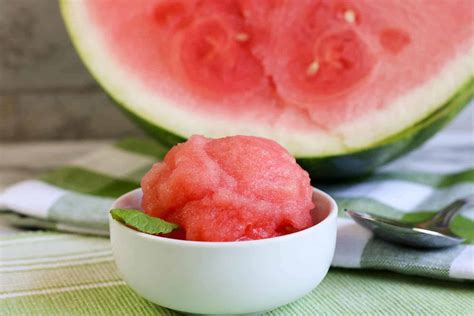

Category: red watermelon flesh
[140, 135, 314, 242]
[85, 0, 474, 130]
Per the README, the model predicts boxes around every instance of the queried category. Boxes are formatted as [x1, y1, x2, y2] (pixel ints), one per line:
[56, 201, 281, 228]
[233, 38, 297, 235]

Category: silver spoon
[346, 194, 474, 248]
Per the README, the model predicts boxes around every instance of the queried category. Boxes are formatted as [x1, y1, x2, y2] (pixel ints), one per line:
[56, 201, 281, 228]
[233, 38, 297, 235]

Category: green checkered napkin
[1, 231, 473, 315]
[0, 133, 473, 282]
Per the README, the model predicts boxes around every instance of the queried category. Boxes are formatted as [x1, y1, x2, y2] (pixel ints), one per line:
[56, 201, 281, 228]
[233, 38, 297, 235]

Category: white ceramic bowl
[109, 188, 337, 315]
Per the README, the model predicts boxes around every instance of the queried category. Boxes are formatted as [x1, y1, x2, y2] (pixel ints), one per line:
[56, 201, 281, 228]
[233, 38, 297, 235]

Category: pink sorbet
[141, 135, 314, 241]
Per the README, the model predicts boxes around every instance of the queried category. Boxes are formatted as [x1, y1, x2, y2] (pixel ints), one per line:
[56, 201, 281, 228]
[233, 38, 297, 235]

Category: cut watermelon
[61, 0, 474, 179]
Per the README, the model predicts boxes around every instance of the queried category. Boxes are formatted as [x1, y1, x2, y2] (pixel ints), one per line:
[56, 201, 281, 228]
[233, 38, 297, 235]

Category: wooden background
[0, 0, 143, 141]
[0, 0, 472, 142]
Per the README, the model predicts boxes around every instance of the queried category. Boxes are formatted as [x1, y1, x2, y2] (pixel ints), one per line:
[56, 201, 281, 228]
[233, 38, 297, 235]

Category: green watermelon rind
[111, 74, 474, 180]
[299, 76, 474, 180]
[60, 1, 473, 180]
[108, 74, 473, 181]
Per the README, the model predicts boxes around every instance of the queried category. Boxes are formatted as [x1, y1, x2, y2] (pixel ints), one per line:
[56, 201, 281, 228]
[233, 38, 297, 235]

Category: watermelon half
[61, 0, 474, 180]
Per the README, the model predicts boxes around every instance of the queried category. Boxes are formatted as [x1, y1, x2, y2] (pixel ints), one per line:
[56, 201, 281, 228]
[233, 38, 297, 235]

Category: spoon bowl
[346, 210, 464, 248]
[346, 195, 473, 248]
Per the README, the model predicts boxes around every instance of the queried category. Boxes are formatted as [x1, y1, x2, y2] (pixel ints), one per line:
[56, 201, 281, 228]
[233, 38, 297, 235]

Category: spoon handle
[428, 194, 474, 228]
[460, 194, 474, 205]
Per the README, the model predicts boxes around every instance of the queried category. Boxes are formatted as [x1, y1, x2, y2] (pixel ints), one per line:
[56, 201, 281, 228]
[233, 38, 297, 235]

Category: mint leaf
[110, 208, 179, 235]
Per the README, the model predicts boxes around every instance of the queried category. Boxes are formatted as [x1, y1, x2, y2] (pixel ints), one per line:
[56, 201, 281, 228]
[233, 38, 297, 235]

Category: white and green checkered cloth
[0, 132, 473, 284]
[1, 231, 472, 315]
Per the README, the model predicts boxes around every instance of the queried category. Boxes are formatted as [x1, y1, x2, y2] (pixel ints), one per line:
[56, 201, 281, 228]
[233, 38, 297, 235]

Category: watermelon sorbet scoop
[141, 135, 315, 242]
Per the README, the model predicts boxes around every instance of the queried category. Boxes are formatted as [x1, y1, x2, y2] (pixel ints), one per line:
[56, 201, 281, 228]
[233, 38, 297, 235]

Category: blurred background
[0, 0, 472, 142]
[0, 0, 144, 141]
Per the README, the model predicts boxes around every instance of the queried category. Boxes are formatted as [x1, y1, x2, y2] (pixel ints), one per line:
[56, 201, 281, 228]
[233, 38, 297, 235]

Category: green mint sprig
[110, 208, 179, 235]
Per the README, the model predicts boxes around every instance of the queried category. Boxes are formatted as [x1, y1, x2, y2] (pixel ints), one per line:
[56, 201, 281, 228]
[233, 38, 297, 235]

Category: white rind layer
[61, 1, 474, 157]
[338, 45, 474, 150]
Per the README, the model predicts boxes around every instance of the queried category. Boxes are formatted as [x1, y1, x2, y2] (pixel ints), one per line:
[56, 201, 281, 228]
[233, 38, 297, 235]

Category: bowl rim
[109, 187, 337, 249]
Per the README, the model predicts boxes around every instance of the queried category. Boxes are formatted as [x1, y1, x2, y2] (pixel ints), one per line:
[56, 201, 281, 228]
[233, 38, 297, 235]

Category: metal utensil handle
[460, 193, 474, 205]
[430, 194, 474, 227]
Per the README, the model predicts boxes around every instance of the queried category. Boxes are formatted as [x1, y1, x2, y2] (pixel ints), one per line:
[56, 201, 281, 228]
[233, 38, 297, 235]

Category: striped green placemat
[0, 132, 473, 281]
[1, 231, 473, 315]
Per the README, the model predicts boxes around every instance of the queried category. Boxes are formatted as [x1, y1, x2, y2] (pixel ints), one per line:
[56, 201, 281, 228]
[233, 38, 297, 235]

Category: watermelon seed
[306, 60, 320, 76]
[343, 10, 356, 24]
[235, 33, 249, 42]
